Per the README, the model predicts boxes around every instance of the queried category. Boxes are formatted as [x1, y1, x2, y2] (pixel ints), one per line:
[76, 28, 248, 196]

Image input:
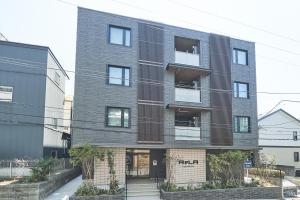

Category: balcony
[175, 126, 201, 141]
[174, 36, 200, 66]
[175, 51, 200, 66]
[175, 87, 200, 103]
[174, 110, 201, 141]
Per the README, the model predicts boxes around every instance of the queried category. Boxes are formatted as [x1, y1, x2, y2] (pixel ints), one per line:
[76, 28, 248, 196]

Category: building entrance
[126, 149, 150, 177]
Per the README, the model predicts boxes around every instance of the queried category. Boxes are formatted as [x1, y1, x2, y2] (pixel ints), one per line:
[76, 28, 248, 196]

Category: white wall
[259, 110, 300, 147]
[260, 147, 300, 169]
[43, 51, 66, 149]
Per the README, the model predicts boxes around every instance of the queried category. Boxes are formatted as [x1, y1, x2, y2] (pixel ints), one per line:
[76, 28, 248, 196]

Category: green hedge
[248, 168, 285, 178]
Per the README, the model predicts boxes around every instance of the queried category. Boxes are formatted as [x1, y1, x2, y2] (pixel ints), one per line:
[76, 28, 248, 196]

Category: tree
[208, 151, 248, 187]
[107, 150, 119, 194]
[69, 144, 104, 179]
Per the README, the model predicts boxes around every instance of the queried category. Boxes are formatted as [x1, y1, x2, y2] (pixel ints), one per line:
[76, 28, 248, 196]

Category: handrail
[125, 171, 128, 200]
[155, 173, 163, 199]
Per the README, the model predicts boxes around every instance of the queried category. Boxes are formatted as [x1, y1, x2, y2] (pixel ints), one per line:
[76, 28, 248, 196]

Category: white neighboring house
[259, 109, 300, 172]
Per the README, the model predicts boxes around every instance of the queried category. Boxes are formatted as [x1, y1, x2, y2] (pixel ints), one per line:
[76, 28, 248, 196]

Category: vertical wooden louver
[137, 23, 164, 143]
[209, 34, 233, 146]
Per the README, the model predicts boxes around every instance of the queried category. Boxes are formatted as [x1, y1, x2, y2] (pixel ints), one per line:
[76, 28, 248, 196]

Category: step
[127, 192, 160, 197]
[127, 196, 160, 200]
[127, 185, 158, 190]
[127, 189, 159, 193]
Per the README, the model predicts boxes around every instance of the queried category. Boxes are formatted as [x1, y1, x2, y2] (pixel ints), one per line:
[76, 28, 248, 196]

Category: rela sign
[178, 160, 199, 165]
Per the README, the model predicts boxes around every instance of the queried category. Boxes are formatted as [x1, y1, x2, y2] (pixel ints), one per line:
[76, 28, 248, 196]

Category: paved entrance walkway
[127, 178, 160, 200]
[45, 175, 82, 200]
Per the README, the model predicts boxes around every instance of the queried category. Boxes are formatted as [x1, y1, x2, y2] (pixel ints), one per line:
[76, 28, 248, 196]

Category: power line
[2, 57, 300, 96]
[166, 0, 300, 44]
[53, 0, 300, 58]
[109, 0, 300, 56]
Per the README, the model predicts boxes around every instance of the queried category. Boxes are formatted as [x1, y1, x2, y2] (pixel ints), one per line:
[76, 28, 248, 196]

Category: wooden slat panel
[138, 24, 164, 63]
[137, 23, 164, 142]
[209, 34, 233, 146]
[138, 64, 164, 102]
[138, 104, 164, 142]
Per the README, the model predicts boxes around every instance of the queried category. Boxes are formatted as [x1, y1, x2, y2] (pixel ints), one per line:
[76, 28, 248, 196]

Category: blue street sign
[244, 160, 252, 168]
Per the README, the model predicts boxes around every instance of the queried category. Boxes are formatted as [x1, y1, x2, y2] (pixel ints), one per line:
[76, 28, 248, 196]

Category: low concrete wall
[276, 165, 295, 177]
[0, 167, 81, 200]
[161, 186, 282, 200]
[69, 193, 125, 200]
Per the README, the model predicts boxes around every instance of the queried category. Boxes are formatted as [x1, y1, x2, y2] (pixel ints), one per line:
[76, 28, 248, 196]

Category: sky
[1, 0, 300, 118]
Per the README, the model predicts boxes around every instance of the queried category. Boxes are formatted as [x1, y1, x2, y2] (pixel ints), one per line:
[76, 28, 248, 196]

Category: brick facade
[166, 149, 206, 185]
[94, 148, 126, 188]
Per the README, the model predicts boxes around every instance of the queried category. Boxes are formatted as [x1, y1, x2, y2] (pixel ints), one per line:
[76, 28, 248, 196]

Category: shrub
[26, 158, 55, 182]
[243, 179, 260, 187]
[248, 168, 285, 178]
[208, 151, 248, 187]
[69, 144, 104, 180]
[75, 182, 108, 196]
[159, 182, 177, 192]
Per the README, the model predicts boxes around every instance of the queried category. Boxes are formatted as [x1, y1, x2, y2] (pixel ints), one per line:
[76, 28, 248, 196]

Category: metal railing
[0, 158, 72, 178]
[155, 173, 163, 199]
[125, 171, 128, 200]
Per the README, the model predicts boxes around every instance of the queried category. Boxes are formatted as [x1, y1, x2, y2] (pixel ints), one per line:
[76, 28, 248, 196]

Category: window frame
[108, 25, 132, 47]
[107, 65, 131, 87]
[54, 72, 60, 86]
[106, 106, 131, 128]
[232, 48, 248, 65]
[234, 116, 251, 133]
[233, 81, 249, 99]
[294, 152, 299, 162]
[0, 85, 13, 103]
[293, 131, 298, 141]
[53, 118, 58, 130]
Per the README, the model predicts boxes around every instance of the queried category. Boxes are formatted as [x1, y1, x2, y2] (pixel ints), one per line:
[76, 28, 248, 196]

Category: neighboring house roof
[0, 40, 69, 79]
[258, 108, 300, 124]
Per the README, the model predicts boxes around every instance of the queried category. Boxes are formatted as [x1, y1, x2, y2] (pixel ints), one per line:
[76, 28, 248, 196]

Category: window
[54, 72, 60, 85]
[294, 152, 299, 162]
[0, 86, 13, 102]
[109, 25, 131, 46]
[53, 118, 58, 129]
[51, 151, 58, 158]
[108, 65, 130, 86]
[234, 82, 249, 98]
[106, 107, 130, 128]
[234, 116, 250, 133]
[293, 131, 298, 141]
[233, 49, 248, 65]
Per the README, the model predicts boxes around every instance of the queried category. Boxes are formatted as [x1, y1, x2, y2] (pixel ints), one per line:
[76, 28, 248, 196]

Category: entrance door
[126, 149, 150, 177]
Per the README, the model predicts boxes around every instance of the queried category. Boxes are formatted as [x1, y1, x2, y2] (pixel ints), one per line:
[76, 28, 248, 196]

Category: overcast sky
[1, 0, 300, 118]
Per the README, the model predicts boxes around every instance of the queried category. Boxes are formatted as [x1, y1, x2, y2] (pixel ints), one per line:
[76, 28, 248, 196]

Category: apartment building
[0, 40, 69, 159]
[73, 7, 258, 187]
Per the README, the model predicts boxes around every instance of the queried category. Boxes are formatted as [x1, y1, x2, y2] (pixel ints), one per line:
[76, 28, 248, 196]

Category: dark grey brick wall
[231, 39, 258, 149]
[73, 8, 258, 150]
[161, 187, 282, 200]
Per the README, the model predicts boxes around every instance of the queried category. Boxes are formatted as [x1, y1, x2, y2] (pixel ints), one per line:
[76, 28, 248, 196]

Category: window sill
[108, 42, 132, 48]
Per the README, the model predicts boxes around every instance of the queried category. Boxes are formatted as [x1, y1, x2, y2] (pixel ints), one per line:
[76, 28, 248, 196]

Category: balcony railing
[175, 126, 201, 141]
[175, 87, 201, 103]
[175, 51, 200, 66]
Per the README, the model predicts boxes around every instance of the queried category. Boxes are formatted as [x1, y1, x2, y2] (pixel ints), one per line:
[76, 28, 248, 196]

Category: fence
[0, 158, 72, 178]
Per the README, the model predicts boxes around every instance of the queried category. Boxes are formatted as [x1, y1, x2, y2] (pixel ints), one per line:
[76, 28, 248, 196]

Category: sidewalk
[45, 175, 82, 200]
